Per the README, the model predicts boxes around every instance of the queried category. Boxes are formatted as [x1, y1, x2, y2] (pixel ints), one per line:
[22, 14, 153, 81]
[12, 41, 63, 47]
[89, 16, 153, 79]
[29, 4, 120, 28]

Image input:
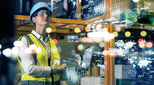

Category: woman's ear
[32, 17, 36, 23]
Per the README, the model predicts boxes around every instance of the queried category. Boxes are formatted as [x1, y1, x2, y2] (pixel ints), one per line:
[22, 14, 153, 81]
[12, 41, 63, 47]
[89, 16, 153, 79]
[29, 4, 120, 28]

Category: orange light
[146, 41, 153, 48]
[53, 39, 58, 44]
[85, 26, 91, 32]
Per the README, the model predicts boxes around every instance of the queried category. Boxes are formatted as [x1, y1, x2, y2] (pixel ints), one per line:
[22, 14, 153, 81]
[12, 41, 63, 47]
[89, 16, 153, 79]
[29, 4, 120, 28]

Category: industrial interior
[0, 0, 154, 85]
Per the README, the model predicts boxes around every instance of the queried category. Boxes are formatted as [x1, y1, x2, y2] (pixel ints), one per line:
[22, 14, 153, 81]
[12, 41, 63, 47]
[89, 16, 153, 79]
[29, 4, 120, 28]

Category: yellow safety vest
[18, 33, 60, 82]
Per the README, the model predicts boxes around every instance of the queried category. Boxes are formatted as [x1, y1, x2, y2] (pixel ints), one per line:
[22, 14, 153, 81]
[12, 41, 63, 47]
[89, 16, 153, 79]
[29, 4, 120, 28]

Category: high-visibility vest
[18, 33, 60, 82]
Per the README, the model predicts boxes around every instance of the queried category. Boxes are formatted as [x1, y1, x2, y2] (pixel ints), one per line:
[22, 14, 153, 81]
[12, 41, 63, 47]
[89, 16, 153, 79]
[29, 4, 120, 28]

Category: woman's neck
[35, 25, 45, 35]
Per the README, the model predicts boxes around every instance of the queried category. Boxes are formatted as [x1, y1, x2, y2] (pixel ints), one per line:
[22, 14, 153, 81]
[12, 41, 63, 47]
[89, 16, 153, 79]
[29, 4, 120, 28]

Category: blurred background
[0, 0, 154, 85]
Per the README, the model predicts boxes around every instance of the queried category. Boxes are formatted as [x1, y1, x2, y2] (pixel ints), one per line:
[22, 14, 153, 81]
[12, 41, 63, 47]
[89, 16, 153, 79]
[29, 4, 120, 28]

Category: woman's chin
[43, 21, 48, 25]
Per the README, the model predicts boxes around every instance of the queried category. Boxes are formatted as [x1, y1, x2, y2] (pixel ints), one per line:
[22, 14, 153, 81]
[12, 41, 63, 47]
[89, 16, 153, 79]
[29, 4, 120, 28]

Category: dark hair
[31, 10, 38, 30]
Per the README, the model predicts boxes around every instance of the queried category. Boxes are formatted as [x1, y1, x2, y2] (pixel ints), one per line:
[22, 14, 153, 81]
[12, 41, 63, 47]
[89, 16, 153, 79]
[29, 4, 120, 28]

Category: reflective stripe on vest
[18, 33, 60, 82]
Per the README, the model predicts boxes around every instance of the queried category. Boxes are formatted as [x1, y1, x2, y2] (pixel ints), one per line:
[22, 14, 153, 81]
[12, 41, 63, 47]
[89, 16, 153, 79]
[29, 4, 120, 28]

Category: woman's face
[32, 9, 51, 34]
[34, 10, 49, 25]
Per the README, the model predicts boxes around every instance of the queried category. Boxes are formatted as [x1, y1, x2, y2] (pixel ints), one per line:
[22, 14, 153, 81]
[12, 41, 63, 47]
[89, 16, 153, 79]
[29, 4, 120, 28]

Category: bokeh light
[0, 44, 2, 49]
[53, 39, 58, 44]
[2, 48, 12, 57]
[113, 32, 118, 37]
[140, 31, 147, 37]
[24, 47, 32, 54]
[138, 38, 144, 43]
[146, 41, 153, 48]
[102, 50, 108, 55]
[74, 27, 81, 33]
[85, 26, 91, 32]
[11, 47, 19, 57]
[139, 42, 145, 48]
[77, 44, 84, 51]
[46, 27, 52, 33]
[133, 0, 139, 3]
[36, 47, 42, 53]
[14, 41, 24, 47]
[102, 27, 108, 32]
[125, 31, 131, 37]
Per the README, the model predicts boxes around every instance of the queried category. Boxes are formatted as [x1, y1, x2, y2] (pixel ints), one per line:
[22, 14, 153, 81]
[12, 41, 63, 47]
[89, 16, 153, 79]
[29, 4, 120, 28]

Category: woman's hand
[51, 63, 66, 71]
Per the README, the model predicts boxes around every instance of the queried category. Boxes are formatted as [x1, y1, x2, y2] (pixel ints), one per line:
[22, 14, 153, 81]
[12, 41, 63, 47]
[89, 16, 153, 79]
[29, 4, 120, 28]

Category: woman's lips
[44, 19, 48, 22]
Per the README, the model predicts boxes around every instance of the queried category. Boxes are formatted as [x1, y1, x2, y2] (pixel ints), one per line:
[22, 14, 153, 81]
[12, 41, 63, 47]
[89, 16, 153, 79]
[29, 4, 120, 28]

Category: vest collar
[31, 30, 44, 42]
